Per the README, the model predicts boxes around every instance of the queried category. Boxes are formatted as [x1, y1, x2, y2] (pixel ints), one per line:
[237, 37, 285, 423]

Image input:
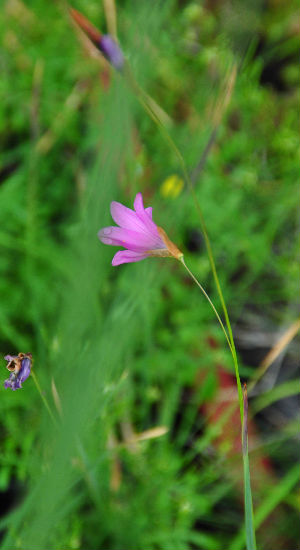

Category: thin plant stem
[180, 257, 233, 354]
[31, 370, 57, 427]
[126, 66, 255, 548]
[127, 74, 244, 418]
[242, 384, 257, 550]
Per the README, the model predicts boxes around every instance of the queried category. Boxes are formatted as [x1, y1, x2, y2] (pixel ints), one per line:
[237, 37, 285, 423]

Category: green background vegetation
[0, 0, 299, 548]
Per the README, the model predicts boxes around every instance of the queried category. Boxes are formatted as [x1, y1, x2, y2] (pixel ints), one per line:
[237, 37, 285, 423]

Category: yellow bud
[160, 174, 184, 198]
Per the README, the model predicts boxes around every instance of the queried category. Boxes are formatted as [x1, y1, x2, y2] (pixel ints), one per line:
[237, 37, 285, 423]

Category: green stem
[242, 385, 256, 550]
[31, 370, 57, 427]
[128, 74, 243, 418]
[180, 257, 232, 354]
[126, 60, 255, 550]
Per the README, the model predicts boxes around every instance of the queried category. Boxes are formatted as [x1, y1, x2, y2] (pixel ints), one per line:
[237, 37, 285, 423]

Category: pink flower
[98, 192, 182, 266]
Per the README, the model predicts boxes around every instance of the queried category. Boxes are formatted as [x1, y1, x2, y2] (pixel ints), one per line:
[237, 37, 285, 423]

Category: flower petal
[98, 226, 159, 251]
[4, 375, 22, 390]
[133, 193, 162, 238]
[145, 207, 152, 218]
[112, 250, 149, 266]
[4, 355, 17, 362]
[99, 35, 124, 71]
[110, 201, 150, 234]
[19, 358, 31, 383]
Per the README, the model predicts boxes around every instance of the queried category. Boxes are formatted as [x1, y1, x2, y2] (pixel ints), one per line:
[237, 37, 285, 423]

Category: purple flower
[4, 353, 32, 391]
[98, 192, 183, 266]
[70, 8, 124, 71]
[99, 35, 124, 71]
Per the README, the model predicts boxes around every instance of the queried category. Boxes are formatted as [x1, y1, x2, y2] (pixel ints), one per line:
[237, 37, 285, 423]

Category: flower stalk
[243, 384, 257, 550]
[180, 257, 233, 354]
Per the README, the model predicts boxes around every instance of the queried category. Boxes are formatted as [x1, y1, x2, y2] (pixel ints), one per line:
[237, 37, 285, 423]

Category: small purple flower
[70, 8, 124, 71]
[99, 35, 124, 71]
[4, 353, 32, 391]
[98, 192, 183, 266]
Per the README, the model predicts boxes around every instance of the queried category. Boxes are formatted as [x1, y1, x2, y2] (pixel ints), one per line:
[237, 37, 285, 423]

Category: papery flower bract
[4, 353, 32, 391]
[98, 192, 183, 266]
[70, 8, 124, 71]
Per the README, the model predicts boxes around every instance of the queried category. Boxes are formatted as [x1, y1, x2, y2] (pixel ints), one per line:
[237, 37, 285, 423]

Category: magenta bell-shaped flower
[98, 192, 183, 266]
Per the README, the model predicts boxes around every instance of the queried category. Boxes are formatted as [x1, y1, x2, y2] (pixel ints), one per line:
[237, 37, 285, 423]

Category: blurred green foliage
[0, 0, 299, 549]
